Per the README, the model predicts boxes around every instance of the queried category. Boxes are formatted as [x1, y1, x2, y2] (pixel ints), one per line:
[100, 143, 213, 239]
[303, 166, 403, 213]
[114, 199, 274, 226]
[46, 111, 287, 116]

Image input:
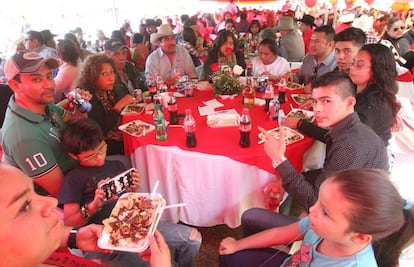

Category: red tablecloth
[122, 87, 313, 174]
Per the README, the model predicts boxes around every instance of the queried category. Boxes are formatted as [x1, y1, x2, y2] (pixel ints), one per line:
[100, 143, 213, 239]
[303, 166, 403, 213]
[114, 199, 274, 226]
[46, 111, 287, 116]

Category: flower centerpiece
[210, 63, 244, 97]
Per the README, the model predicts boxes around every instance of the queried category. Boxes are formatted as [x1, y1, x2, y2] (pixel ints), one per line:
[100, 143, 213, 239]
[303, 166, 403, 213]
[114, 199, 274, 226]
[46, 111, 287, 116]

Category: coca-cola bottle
[156, 73, 164, 90]
[168, 92, 179, 125]
[264, 83, 274, 112]
[239, 108, 251, 148]
[147, 75, 157, 102]
[278, 77, 287, 104]
[183, 109, 197, 148]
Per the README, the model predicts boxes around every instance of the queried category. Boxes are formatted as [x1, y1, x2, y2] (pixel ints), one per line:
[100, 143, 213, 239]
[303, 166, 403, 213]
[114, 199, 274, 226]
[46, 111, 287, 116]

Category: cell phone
[100, 168, 135, 200]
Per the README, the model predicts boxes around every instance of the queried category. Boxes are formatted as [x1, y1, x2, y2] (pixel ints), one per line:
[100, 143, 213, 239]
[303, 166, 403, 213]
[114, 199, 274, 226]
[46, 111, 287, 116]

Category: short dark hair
[132, 33, 144, 44]
[334, 27, 366, 48]
[60, 118, 104, 155]
[311, 71, 356, 98]
[314, 25, 335, 42]
[26, 30, 44, 45]
[259, 38, 278, 56]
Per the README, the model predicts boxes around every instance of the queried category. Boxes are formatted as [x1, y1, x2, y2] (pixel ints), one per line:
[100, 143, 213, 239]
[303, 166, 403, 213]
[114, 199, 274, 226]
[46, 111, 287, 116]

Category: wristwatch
[67, 228, 79, 249]
[272, 156, 287, 169]
[80, 204, 90, 219]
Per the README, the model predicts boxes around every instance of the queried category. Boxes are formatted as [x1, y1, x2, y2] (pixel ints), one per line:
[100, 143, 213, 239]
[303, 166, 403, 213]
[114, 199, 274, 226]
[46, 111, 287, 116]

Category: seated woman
[203, 30, 246, 82]
[77, 53, 135, 155]
[179, 27, 208, 67]
[54, 39, 81, 103]
[251, 38, 290, 82]
[245, 19, 261, 52]
[379, 17, 411, 69]
[0, 163, 172, 267]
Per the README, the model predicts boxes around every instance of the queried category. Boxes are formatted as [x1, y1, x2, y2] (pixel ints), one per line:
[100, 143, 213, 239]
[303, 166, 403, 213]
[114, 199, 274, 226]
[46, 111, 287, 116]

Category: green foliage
[211, 65, 243, 96]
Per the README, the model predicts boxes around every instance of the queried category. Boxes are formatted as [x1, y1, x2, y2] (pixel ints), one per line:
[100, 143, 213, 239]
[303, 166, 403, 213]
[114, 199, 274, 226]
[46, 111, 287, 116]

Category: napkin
[198, 105, 216, 116]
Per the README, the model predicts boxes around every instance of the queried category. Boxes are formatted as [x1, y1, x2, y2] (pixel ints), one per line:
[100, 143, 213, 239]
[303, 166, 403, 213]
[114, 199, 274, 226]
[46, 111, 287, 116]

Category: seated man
[242, 71, 389, 235]
[59, 117, 202, 267]
[291, 25, 337, 92]
[1, 51, 80, 197]
[145, 24, 197, 87]
[104, 38, 147, 96]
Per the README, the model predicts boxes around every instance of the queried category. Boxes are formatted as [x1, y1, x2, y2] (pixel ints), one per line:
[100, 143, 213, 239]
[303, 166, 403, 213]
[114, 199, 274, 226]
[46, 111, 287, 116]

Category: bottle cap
[169, 92, 173, 96]
[242, 108, 249, 114]
[185, 109, 192, 115]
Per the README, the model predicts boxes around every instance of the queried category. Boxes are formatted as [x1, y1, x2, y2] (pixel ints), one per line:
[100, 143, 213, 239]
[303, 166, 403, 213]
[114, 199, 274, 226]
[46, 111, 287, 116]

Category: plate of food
[118, 120, 155, 137]
[258, 126, 304, 145]
[98, 193, 166, 252]
[285, 82, 304, 91]
[291, 94, 312, 105]
[120, 103, 146, 115]
[287, 108, 315, 122]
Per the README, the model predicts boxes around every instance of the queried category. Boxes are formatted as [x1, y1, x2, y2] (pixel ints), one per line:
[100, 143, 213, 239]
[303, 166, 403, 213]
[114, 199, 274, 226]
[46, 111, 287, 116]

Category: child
[58, 117, 141, 227]
[59, 117, 202, 267]
[219, 168, 414, 267]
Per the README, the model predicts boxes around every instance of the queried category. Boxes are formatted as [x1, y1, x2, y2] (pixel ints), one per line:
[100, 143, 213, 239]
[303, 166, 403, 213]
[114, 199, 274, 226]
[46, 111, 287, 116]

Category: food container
[206, 113, 240, 128]
[98, 193, 166, 252]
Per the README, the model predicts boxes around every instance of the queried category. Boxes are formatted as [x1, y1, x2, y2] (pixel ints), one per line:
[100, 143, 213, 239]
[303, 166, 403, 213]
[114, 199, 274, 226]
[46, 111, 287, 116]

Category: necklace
[96, 90, 115, 112]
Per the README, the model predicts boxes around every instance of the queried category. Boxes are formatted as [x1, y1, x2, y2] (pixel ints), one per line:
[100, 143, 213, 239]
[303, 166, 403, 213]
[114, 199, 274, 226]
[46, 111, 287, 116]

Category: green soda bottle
[153, 104, 167, 141]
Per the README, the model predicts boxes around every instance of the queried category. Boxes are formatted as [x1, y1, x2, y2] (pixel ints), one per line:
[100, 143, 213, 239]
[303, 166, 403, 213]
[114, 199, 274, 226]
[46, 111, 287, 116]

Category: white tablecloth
[131, 145, 277, 228]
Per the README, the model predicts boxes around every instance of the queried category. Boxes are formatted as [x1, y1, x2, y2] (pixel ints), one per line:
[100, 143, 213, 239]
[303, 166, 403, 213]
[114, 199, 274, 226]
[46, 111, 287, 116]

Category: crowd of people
[1, 0, 414, 266]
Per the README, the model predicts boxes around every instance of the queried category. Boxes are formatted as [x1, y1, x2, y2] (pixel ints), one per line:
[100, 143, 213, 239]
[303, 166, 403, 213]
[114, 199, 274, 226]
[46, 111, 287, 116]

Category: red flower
[225, 47, 233, 56]
[210, 63, 219, 72]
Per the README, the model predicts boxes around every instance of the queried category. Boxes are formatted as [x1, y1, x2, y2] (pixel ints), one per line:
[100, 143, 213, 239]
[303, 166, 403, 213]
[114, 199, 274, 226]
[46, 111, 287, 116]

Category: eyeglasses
[393, 26, 405, 32]
[80, 141, 108, 162]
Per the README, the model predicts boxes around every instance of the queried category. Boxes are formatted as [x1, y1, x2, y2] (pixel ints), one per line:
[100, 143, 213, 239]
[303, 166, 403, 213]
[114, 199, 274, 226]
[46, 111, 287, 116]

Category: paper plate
[118, 120, 155, 137]
[258, 126, 304, 145]
[285, 82, 304, 91]
[120, 103, 146, 115]
[286, 108, 315, 122]
[291, 94, 312, 105]
[98, 193, 166, 252]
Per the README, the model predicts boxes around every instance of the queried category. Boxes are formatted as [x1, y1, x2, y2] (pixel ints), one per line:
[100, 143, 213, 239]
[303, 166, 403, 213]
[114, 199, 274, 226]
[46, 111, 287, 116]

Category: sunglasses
[393, 26, 405, 32]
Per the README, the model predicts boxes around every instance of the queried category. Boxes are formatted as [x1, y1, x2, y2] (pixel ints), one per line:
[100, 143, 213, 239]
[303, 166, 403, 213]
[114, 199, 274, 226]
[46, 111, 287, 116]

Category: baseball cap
[104, 38, 127, 52]
[4, 51, 59, 80]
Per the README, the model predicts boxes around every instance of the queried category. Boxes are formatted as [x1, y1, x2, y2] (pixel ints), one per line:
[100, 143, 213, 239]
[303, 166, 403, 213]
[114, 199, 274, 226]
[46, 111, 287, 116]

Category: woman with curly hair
[77, 53, 135, 155]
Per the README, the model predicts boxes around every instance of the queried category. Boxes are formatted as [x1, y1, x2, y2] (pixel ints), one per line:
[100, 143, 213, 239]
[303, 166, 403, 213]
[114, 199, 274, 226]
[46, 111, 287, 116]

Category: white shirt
[145, 45, 197, 81]
[251, 56, 290, 78]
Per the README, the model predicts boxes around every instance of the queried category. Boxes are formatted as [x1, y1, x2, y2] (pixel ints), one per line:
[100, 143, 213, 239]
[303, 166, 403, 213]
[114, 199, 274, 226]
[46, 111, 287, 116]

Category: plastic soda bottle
[243, 77, 255, 109]
[168, 92, 179, 125]
[278, 77, 287, 104]
[153, 105, 167, 141]
[264, 83, 274, 112]
[239, 108, 251, 148]
[183, 109, 197, 148]
[156, 73, 164, 90]
[147, 75, 157, 102]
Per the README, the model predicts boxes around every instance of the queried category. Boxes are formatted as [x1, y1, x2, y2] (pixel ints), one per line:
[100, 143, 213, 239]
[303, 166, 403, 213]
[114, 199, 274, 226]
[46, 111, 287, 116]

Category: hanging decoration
[364, 0, 374, 5]
[305, 0, 317, 8]
[345, 0, 355, 8]
[391, 1, 410, 12]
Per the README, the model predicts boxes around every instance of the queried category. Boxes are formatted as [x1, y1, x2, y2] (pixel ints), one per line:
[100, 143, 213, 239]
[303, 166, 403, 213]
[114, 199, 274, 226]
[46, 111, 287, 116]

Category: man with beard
[145, 24, 197, 87]
[1, 51, 86, 197]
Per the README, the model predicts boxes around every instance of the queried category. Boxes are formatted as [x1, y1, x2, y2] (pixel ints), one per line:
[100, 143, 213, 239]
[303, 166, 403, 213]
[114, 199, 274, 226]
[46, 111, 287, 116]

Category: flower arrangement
[210, 63, 244, 96]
